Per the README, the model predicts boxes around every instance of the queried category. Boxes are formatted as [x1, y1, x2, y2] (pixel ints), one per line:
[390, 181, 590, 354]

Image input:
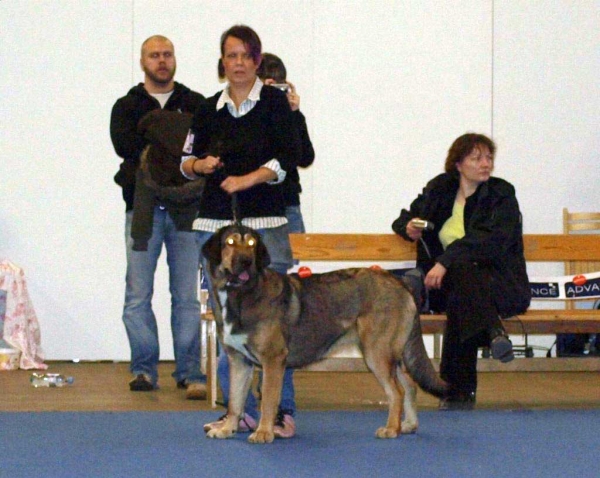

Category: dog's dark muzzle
[224, 254, 254, 288]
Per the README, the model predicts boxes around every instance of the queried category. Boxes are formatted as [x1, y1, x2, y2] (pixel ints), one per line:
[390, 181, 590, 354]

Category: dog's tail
[402, 310, 450, 399]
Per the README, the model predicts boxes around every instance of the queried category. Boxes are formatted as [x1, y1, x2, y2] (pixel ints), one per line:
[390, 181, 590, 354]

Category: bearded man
[110, 35, 207, 399]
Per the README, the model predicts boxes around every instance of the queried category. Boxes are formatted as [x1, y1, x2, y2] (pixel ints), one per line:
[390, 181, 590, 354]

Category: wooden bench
[201, 233, 600, 406]
[289, 233, 600, 373]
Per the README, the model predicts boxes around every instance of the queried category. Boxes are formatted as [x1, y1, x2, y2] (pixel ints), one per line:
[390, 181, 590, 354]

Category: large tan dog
[202, 225, 448, 444]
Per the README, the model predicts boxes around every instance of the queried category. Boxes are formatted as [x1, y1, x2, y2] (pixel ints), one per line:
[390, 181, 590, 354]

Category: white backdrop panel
[309, 0, 493, 232]
[1, 1, 132, 360]
[493, 0, 600, 234]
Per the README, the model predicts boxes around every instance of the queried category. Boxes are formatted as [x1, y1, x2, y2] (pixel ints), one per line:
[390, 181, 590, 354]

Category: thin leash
[231, 192, 242, 228]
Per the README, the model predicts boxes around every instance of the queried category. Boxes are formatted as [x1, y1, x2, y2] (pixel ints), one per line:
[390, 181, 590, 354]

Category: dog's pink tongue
[239, 271, 250, 282]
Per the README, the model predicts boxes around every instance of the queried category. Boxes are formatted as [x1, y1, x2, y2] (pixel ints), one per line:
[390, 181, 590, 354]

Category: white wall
[1, 0, 598, 361]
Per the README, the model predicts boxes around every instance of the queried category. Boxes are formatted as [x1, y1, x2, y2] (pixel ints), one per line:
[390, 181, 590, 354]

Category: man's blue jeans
[123, 208, 205, 386]
[197, 226, 296, 421]
[285, 205, 306, 234]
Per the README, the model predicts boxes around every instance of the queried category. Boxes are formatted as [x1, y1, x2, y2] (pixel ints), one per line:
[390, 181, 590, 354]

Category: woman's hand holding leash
[193, 155, 223, 175]
[220, 167, 278, 194]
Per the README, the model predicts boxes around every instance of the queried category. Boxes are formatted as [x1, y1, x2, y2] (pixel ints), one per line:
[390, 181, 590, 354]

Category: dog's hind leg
[396, 366, 418, 434]
[206, 351, 254, 440]
[363, 352, 404, 439]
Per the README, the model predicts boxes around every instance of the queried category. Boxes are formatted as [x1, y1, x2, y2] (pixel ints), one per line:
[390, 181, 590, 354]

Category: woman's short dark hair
[256, 53, 287, 83]
[217, 25, 262, 79]
[444, 133, 496, 175]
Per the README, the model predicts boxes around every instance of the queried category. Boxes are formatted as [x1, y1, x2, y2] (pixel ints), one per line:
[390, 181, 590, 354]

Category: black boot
[490, 327, 514, 363]
[439, 391, 476, 411]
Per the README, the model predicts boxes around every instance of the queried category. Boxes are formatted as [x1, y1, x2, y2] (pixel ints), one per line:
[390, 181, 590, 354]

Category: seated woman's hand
[424, 263, 447, 290]
[406, 219, 425, 241]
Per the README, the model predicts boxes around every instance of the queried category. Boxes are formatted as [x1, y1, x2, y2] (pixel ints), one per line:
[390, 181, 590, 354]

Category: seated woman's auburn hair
[444, 133, 496, 175]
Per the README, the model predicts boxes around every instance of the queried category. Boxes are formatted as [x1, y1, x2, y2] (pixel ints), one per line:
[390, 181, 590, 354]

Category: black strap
[231, 192, 242, 227]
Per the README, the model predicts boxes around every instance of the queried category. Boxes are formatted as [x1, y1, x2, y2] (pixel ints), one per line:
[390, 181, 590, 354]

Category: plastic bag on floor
[0, 260, 47, 370]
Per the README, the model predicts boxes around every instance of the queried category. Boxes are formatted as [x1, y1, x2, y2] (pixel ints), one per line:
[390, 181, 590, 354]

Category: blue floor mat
[0, 410, 597, 478]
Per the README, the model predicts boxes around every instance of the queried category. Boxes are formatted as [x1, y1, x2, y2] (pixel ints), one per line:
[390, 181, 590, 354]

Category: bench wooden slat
[289, 233, 415, 261]
[289, 233, 600, 262]
[524, 234, 600, 261]
[420, 310, 600, 334]
[204, 310, 600, 334]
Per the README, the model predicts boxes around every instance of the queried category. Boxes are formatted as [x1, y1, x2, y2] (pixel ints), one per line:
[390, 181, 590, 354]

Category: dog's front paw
[206, 427, 236, 439]
[248, 429, 275, 444]
[400, 419, 418, 434]
[375, 426, 400, 439]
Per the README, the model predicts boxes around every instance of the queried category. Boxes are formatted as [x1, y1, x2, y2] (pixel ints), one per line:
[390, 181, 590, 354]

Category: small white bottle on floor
[30, 373, 74, 387]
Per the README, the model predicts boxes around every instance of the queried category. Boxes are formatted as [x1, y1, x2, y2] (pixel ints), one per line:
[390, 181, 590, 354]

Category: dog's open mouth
[225, 270, 250, 287]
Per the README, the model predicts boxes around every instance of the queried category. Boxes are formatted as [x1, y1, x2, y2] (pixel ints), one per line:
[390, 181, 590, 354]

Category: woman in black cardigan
[181, 25, 301, 437]
[392, 133, 530, 410]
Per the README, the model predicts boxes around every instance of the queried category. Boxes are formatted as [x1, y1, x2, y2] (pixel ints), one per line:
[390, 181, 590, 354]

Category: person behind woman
[243, 52, 315, 405]
[181, 25, 301, 437]
[392, 133, 530, 410]
[256, 52, 315, 233]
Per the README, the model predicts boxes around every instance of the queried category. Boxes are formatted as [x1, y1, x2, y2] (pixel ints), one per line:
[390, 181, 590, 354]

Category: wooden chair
[199, 268, 218, 407]
[563, 208, 600, 308]
[560, 208, 600, 355]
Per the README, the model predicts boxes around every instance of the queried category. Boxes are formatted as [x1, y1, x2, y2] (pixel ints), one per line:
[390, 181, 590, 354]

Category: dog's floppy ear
[254, 234, 271, 270]
[202, 230, 223, 265]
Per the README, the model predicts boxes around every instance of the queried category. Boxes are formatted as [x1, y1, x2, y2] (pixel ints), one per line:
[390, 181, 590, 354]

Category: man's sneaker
[185, 382, 207, 400]
[274, 411, 296, 439]
[203, 414, 257, 433]
[129, 374, 154, 391]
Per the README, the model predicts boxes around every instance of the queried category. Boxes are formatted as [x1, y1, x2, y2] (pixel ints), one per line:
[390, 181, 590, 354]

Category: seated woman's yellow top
[439, 201, 465, 249]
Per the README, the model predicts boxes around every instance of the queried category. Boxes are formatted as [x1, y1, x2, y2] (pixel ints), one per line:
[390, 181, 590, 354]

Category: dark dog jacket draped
[131, 109, 206, 251]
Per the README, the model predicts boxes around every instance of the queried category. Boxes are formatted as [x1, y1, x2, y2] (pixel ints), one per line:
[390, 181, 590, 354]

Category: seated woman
[392, 133, 530, 410]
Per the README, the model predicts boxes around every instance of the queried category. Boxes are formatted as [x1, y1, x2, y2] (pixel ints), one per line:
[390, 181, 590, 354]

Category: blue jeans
[285, 205, 306, 234]
[286, 205, 305, 266]
[197, 226, 296, 420]
[123, 208, 205, 387]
